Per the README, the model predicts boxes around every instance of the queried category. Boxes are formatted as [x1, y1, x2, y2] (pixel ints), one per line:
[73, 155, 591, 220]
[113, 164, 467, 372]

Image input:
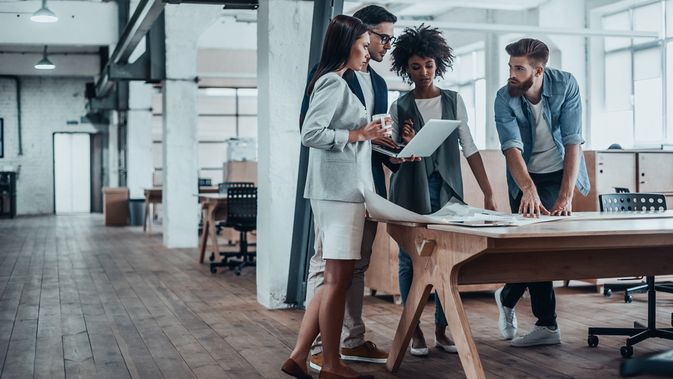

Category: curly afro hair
[390, 24, 455, 84]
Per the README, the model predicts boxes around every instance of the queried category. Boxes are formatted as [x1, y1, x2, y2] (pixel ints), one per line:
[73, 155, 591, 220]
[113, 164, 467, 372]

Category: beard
[507, 75, 534, 97]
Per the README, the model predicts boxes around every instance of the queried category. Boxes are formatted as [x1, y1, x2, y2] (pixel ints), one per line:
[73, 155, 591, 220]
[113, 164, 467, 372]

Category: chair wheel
[603, 288, 612, 297]
[209, 253, 215, 262]
[625, 295, 633, 303]
[235, 269, 241, 276]
[620, 345, 633, 358]
[210, 266, 217, 274]
[587, 335, 599, 347]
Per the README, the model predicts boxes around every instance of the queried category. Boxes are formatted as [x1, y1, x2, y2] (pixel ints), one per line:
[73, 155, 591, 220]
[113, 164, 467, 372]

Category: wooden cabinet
[573, 151, 638, 211]
[573, 151, 673, 211]
[638, 153, 673, 206]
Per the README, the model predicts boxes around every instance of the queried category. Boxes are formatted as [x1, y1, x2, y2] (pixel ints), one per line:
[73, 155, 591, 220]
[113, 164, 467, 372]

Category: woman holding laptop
[388, 24, 497, 356]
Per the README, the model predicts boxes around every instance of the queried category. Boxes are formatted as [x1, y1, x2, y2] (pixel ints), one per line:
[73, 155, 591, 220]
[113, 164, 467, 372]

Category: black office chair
[214, 182, 255, 236]
[621, 348, 673, 377]
[587, 192, 673, 358]
[210, 186, 257, 275]
[217, 181, 255, 194]
[599, 188, 671, 301]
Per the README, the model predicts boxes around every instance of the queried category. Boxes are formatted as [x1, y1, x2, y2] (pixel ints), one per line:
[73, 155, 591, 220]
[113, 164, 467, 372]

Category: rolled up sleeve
[494, 93, 524, 153]
[559, 75, 585, 146]
[301, 76, 349, 152]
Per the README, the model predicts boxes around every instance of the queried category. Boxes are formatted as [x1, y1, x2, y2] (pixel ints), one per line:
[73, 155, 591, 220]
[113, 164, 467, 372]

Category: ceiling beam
[95, 0, 243, 98]
[95, 0, 166, 97]
[386, 0, 549, 11]
[395, 19, 660, 38]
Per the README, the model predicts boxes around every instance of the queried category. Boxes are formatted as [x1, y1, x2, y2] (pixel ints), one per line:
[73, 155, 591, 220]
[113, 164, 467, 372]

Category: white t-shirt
[389, 93, 479, 158]
[527, 99, 563, 174]
[354, 71, 375, 120]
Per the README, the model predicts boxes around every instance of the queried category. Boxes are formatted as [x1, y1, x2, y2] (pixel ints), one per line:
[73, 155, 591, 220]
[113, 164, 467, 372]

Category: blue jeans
[398, 172, 448, 327]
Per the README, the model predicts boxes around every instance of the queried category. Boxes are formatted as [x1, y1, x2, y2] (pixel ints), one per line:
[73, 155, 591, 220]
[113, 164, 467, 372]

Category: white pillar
[256, 0, 312, 309]
[162, 5, 219, 248]
[538, 0, 588, 141]
[484, 30, 501, 150]
[108, 111, 120, 187]
[127, 82, 154, 199]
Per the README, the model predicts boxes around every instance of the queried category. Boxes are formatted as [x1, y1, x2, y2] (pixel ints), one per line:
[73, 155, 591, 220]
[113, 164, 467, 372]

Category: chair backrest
[218, 181, 255, 194]
[614, 187, 630, 194]
[599, 193, 667, 212]
[226, 186, 257, 229]
[198, 178, 212, 187]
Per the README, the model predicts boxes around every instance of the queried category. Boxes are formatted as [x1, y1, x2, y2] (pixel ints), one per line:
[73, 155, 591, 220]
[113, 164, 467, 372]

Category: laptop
[372, 119, 460, 158]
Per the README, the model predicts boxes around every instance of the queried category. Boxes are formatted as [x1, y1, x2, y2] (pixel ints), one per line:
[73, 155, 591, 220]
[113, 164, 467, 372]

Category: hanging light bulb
[31, 0, 58, 23]
[34, 46, 55, 70]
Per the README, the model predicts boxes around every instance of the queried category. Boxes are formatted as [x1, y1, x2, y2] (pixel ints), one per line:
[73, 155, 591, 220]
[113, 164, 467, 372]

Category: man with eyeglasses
[298, 4, 398, 373]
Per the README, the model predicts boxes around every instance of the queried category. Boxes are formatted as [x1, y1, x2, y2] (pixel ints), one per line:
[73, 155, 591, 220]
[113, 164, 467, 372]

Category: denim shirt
[494, 67, 590, 199]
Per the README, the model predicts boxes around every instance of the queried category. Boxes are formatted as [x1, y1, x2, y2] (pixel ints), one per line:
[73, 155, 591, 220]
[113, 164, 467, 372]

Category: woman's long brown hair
[307, 15, 369, 96]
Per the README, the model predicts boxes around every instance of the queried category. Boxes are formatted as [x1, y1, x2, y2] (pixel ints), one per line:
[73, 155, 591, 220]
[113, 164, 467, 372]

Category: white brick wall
[0, 77, 104, 215]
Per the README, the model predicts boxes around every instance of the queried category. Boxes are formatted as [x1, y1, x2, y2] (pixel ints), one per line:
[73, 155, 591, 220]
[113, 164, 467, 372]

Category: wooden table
[384, 211, 673, 379]
[143, 187, 219, 233]
[198, 194, 228, 264]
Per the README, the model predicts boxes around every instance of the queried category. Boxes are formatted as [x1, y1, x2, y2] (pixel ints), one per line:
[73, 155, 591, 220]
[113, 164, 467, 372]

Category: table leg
[143, 200, 149, 232]
[437, 275, 486, 379]
[208, 207, 219, 264]
[386, 272, 433, 372]
[198, 206, 210, 264]
[148, 203, 153, 233]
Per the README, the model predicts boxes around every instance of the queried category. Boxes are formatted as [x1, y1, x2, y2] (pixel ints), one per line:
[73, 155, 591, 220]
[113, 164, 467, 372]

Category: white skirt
[310, 199, 365, 260]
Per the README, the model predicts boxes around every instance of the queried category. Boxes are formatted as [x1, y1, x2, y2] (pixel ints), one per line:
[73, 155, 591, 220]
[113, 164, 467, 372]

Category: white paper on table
[364, 190, 562, 227]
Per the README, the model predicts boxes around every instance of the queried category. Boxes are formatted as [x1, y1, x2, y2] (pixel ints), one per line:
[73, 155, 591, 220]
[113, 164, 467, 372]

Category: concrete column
[108, 111, 120, 187]
[256, 0, 312, 309]
[538, 0, 588, 141]
[127, 82, 154, 199]
[162, 5, 219, 248]
[484, 12, 501, 150]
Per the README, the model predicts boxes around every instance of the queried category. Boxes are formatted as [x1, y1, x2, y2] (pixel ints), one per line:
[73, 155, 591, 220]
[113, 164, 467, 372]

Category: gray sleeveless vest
[388, 89, 464, 215]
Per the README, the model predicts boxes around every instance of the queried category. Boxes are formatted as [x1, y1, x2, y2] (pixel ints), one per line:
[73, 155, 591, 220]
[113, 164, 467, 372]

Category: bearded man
[492, 38, 590, 347]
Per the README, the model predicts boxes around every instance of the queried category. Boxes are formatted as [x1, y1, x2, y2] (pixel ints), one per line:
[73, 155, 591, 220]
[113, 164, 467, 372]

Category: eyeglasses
[370, 30, 396, 45]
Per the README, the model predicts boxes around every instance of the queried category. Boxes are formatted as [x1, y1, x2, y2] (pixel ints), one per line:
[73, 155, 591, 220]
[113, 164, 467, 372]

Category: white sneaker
[511, 325, 561, 347]
[495, 287, 517, 340]
[409, 337, 429, 356]
[409, 345, 429, 356]
[435, 337, 458, 354]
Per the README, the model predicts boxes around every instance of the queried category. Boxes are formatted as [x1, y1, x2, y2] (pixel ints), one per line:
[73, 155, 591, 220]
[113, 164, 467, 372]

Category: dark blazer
[300, 65, 398, 197]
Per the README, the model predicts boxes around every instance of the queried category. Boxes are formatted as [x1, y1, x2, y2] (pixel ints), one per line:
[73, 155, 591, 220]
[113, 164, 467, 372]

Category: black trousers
[500, 170, 563, 327]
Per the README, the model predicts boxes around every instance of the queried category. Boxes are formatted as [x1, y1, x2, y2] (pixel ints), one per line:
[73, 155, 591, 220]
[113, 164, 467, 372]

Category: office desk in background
[383, 211, 673, 379]
[143, 187, 218, 233]
[198, 193, 228, 264]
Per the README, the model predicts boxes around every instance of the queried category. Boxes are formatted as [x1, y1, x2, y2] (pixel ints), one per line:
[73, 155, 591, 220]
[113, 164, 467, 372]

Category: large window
[151, 87, 258, 185]
[601, 1, 669, 147]
[438, 48, 486, 148]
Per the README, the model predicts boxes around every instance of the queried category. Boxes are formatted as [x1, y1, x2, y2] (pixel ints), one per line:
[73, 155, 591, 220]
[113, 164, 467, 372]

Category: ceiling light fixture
[30, 0, 58, 23]
[34, 46, 55, 70]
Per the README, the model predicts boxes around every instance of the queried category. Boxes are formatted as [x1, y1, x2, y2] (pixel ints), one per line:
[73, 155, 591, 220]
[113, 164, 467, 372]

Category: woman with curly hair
[388, 24, 497, 356]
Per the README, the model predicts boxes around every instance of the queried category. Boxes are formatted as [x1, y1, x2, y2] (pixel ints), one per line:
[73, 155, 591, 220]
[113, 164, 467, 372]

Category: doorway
[53, 133, 91, 214]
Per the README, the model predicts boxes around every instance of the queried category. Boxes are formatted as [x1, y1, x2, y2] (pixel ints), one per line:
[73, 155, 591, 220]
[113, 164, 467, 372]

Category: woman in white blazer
[281, 15, 388, 379]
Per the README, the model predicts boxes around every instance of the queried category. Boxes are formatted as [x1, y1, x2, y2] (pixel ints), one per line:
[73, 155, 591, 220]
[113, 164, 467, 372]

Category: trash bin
[128, 198, 145, 226]
[102, 187, 129, 226]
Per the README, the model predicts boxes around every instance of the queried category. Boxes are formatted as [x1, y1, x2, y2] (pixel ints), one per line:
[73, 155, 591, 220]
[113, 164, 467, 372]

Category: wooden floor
[0, 215, 671, 379]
